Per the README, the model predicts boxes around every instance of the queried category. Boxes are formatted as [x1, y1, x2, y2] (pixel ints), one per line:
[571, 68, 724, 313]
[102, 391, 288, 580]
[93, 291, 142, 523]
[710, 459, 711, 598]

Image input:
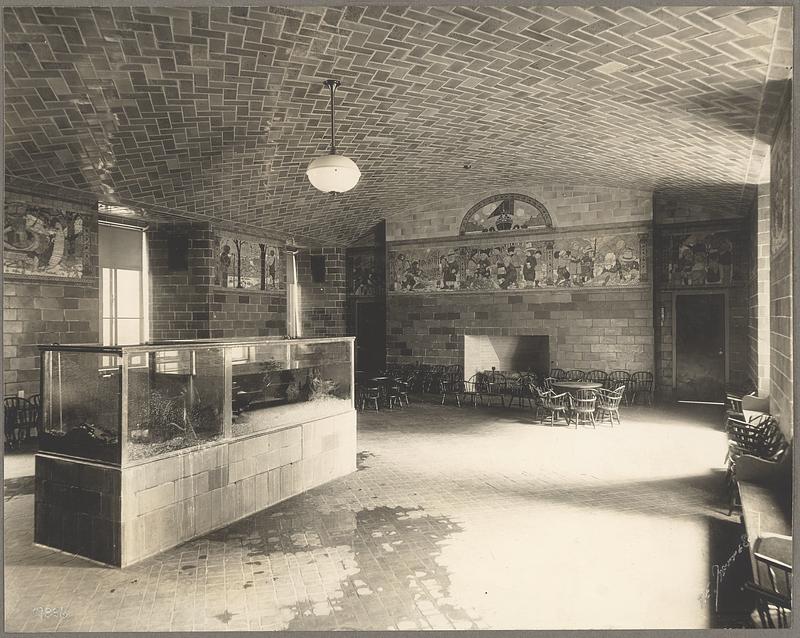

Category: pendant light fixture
[306, 79, 361, 194]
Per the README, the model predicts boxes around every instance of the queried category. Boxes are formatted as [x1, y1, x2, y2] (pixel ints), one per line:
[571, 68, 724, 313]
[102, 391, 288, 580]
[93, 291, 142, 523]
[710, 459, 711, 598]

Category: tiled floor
[5, 398, 755, 631]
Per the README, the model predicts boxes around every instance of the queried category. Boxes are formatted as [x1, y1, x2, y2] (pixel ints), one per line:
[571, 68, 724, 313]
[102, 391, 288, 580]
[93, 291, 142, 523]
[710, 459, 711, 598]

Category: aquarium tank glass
[39, 349, 122, 464]
[125, 346, 225, 461]
[230, 339, 352, 437]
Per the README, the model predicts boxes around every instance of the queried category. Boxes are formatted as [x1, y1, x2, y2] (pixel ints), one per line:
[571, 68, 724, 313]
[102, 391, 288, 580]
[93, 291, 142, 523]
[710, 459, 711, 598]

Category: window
[230, 346, 255, 364]
[99, 223, 148, 346]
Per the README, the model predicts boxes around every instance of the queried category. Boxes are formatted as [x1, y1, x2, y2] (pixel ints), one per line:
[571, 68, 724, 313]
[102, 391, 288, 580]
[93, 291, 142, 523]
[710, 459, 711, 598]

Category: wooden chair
[744, 536, 792, 628]
[542, 376, 556, 391]
[440, 373, 463, 407]
[394, 378, 411, 406]
[28, 393, 41, 438]
[724, 392, 745, 429]
[386, 383, 403, 409]
[532, 385, 549, 421]
[565, 369, 585, 382]
[606, 370, 631, 404]
[550, 368, 567, 381]
[584, 370, 607, 385]
[629, 371, 654, 405]
[460, 373, 503, 408]
[570, 388, 597, 427]
[485, 371, 507, 407]
[540, 390, 572, 427]
[4, 397, 36, 449]
[509, 374, 536, 408]
[595, 386, 624, 426]
[4, 397, 21, 449]
[359, 386, 381, 412]
[725, 415, 787, 515]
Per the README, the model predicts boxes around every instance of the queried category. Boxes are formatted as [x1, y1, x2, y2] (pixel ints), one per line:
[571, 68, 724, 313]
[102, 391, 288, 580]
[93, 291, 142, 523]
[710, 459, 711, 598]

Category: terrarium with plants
[125, 347, 225, 461]
[39, 349, 122, 465]
[230, 340, 352, 436]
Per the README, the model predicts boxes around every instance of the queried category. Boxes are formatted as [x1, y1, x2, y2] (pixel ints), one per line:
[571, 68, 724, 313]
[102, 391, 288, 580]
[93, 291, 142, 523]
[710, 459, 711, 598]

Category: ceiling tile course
[4, 5, 792, 245]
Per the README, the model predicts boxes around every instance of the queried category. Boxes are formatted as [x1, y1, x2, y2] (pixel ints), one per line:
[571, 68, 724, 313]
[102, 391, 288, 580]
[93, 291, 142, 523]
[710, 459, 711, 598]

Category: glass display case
[40, 347, 123, 464]
[38, 337, 355, 466]
[230, 339, 353, 437]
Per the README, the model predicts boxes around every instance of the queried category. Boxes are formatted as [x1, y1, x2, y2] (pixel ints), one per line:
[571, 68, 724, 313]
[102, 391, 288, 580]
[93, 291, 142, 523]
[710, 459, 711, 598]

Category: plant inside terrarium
[130, 390, 219, 444]
[304, 367, 339, 401]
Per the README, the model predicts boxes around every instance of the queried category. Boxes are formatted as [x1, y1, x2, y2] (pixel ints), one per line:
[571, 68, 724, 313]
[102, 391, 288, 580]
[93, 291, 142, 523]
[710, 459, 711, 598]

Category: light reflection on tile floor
[5, 399, 750, 630]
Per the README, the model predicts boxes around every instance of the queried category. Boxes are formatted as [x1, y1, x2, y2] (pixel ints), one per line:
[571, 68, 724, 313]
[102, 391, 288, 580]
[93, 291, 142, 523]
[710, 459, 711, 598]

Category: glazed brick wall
[386, 184, 652, 241]
[297, 247, 347, 338]
[653, 188, 755, 224]
[748, 184, 771, 395]
[3, 186, 99, 398]
[148, 221, 214, 340]
[769, 105, 792, 439]
[149, 226, 346, 340]
[387, 288, 653, 373]
[208, 290, 286, 339]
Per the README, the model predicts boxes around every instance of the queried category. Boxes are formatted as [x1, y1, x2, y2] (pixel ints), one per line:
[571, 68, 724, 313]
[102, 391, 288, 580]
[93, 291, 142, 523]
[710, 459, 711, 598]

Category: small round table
[551, 381, 603, 395]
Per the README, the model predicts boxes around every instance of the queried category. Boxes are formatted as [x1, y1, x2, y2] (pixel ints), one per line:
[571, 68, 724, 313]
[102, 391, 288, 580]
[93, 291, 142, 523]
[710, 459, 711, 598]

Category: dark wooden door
[355, 301, 385, 376]
[675, 293, 726, 401]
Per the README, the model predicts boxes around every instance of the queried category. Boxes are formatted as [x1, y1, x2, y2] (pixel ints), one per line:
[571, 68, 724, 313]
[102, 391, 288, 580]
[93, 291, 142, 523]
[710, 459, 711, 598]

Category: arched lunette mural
[459, 193, 553, 235]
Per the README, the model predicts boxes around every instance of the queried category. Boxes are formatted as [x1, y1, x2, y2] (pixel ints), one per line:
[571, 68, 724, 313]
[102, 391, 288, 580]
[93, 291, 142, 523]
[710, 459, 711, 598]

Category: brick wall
[748, 183, 771, 394]
[149, 225, 346, 340]
[386, 184, 652, 241]
[387, 287, 653, 373]
[208, 290, 286, 339]
[148, 221, 214, 340]
[3, 186, 99, 398]
[768, 104, 792, 439]
[297, 247, 347, 338]
[653, 188, 755, 224]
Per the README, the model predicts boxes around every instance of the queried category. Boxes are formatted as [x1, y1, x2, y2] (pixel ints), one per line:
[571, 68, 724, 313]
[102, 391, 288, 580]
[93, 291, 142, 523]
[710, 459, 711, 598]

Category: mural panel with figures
[388, 247, 442, 292]
[215, 235, 239, 288]
[348, 252, 385, 297]
[4, 202, 89, 278]
[214, 233, 281, 290]
[238, 240, 263, 290]
[388, 232, 649, 293]
[660, 230, 743, 287]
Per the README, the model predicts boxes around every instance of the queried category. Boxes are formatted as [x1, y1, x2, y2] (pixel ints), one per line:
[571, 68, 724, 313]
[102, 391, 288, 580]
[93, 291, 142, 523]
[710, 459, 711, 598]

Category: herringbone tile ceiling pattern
[4, 5, 793, 244]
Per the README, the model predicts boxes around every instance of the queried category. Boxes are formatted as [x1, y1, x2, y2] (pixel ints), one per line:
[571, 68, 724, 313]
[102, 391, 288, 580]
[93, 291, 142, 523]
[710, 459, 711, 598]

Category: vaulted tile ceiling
[4, 5, 793, 245]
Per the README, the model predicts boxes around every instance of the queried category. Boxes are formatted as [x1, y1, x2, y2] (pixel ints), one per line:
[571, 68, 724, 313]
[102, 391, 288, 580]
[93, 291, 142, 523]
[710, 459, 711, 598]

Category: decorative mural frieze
[460, 193, 553, 235]
[3, 202, 90, 279]
[214, 233, 282, 290]
[388, 231, 649, 293]
[658, 229, 745, 288]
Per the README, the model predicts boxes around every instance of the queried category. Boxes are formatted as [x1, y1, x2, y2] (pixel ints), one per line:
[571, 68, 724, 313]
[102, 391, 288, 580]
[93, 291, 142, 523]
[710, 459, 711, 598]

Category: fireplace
[464, 334, 550, 378]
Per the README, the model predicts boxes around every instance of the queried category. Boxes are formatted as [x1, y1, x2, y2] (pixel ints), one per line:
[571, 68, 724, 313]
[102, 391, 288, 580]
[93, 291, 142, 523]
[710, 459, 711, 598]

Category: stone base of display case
[34, 456, 122, 565]
[34, 409, 357, 567]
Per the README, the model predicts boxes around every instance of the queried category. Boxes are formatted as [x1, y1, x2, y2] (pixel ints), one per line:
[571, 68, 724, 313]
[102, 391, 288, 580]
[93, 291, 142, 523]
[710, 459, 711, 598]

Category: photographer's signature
[698, 533, 750, 608]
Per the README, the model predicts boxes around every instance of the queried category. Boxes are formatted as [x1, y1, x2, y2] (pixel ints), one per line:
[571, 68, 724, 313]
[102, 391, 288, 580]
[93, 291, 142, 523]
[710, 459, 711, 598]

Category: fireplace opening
[464, 334, 550, 378]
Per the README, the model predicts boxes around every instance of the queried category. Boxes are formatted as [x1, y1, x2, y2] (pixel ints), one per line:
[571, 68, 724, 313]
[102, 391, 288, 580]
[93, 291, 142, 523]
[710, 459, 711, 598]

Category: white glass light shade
[306, 153, 361, 193]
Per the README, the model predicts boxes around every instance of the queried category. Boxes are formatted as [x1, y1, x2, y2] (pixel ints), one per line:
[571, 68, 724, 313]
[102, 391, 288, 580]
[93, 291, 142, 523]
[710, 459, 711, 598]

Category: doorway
[674, 292, 727, 402]
[354, 300, 386, 376]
